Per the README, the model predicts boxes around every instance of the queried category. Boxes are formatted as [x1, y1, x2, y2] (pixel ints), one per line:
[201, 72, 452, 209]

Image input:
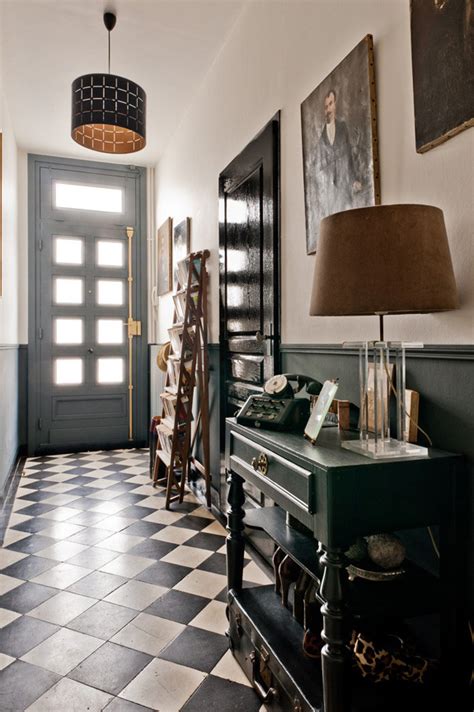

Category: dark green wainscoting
[0, 345, 20, 496]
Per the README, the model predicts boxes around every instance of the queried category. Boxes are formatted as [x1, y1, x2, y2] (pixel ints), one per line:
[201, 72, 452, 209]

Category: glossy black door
[219, 114, 280, 444]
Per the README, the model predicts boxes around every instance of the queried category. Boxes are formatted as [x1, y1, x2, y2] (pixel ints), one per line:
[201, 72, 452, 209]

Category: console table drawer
[228, 429, 315, 514]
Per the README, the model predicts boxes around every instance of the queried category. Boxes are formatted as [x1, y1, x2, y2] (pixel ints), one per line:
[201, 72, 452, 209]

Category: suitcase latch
[234, 612, 243, 638]
[249, 648, 277, 703]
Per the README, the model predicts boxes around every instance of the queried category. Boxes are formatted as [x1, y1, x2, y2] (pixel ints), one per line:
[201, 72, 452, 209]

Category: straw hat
[156, 342, 171, 371]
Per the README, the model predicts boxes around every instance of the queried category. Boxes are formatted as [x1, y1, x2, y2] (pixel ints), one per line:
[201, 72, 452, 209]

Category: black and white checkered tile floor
[0, 449, 271, 711]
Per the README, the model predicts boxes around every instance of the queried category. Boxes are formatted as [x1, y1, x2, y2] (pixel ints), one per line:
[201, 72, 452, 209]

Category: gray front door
[28, 155, 147, 455]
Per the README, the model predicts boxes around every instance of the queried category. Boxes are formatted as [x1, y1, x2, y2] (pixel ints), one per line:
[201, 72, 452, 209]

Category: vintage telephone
[236, 374, 323, 432]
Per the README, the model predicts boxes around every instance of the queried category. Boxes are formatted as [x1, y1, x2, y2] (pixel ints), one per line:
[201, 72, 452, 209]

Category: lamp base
[342, 437, 428, 460]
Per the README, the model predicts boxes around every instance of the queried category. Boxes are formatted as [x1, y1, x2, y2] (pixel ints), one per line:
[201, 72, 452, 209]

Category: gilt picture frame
[301, 35, 380, 254]
[410, 0, 474, 153]
[157, 217, 172, 296]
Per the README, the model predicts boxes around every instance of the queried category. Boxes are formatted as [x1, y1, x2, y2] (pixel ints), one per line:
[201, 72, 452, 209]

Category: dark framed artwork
[157, 217, 172, 296]
[301, 34, 380, 254]
[410, 0, 474, 153]
[173, 217, 191, 285]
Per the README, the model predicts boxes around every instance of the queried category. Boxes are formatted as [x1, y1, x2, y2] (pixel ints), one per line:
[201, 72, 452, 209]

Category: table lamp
[309, 204, 458, 458]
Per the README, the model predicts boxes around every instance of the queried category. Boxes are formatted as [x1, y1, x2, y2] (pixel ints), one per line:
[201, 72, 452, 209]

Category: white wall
[17, 149, 27, 344]
[0, 5, 20, 487]
[154, 0, 474, 345]
[0, 26, 19, 344]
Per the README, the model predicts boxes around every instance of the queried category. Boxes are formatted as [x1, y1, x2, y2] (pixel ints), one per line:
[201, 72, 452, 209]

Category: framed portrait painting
[410, 0, 474, 153]
[301, 35, 380, 254]
[157, 218, 172, 296]
[173, 217, 191, 286]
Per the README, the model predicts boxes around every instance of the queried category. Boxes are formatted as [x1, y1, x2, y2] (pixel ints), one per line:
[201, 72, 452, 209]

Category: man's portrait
[301, 35, 380, 254]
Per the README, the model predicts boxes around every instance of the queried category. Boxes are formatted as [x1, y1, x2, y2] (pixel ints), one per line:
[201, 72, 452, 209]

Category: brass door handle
[251, 453, 269, 476]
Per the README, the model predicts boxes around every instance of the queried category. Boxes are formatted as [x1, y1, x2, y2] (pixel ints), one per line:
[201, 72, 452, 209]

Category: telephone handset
[236, 374, 323, 432]
[264, 374, 322, 398]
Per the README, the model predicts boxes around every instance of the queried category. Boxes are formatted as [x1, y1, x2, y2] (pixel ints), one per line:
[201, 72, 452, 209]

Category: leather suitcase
[227, 587, 322, 712]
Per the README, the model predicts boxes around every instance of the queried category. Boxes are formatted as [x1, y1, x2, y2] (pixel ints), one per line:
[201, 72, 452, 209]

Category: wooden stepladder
[153, 250, 211, 509]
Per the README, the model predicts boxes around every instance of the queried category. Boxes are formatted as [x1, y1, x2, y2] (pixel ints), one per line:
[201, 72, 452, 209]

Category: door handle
[255, 331, 273, 356]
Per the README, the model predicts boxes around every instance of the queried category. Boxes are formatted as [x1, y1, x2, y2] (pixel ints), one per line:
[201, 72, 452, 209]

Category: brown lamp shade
[309, 204, 459, 316]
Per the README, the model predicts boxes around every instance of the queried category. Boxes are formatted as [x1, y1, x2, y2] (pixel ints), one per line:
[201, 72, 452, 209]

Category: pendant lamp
[71, 12, 146, 154]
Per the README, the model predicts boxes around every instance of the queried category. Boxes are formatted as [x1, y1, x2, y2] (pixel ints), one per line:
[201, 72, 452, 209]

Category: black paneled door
[219, 114, 280, 445]
[28, 156, 147, 455]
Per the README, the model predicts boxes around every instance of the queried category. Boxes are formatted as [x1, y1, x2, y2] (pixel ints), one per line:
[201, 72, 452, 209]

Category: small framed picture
[176, 258, 189, 290]
[304, 380, 339, 444]
[157, 218, 172, 296]
[173, 218, 191, 286]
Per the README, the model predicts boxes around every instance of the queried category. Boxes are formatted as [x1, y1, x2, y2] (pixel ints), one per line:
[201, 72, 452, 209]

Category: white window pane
[55, 278, 83, 304]
[55, 318, 83, 344]
[97, 280, 124, 305]
[54, 237, 83, 265]
[55, 358, 83, 385]
[97, 319, 124, 344]
[55, 182, 123, 213]
[97, 358, 124, 384]
[97, 240, 124, 268]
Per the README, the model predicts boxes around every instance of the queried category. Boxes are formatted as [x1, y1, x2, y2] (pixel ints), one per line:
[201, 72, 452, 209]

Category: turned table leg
[319, 546, 348, 712]
[226, 469, 245, 594]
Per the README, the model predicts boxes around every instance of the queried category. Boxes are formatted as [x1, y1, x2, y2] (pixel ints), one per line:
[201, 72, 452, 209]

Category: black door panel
[219, 114, 280, 539]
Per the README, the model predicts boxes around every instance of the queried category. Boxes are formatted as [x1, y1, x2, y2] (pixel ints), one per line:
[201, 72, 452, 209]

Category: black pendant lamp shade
[71, 13, 146, 154]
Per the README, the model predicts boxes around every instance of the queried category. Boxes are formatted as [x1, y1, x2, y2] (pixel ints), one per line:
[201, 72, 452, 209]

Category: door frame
[27, 153, 148, 455]
[218, 112, 281, 449]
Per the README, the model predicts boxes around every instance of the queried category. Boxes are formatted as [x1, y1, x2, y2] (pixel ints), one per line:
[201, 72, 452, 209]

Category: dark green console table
[224, 418, 464, 712]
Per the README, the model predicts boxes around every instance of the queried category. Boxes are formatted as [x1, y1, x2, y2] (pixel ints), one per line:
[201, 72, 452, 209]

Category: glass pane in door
[55, 318, 83, 344]
[54, 183, 123, 213]
[97, 358, 124, 384]
[97, 319, 124, 344]
[97, 240, 124, 267]
[97, 280, 124, 305]
[55, 358, 83, 385]
[54, 278, 84, 304]
[54, 237, 84, 265]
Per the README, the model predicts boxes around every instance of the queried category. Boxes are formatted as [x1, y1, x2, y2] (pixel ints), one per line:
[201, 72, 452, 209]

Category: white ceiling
[0, 0, 244, 165]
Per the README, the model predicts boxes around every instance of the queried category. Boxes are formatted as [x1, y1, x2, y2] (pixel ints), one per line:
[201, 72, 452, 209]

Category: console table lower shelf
[225, 419, 463, 711]
[227, 585, 441, 712]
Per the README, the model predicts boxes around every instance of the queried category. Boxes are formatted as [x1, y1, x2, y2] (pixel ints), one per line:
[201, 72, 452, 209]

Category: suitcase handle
[249, 651, 277, 703]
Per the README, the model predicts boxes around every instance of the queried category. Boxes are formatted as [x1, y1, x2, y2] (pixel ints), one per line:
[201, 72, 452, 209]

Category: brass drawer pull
[251, 453, 269, 476]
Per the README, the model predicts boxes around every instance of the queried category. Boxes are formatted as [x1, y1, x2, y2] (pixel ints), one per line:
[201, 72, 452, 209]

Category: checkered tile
[0, 449, 270, 711]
